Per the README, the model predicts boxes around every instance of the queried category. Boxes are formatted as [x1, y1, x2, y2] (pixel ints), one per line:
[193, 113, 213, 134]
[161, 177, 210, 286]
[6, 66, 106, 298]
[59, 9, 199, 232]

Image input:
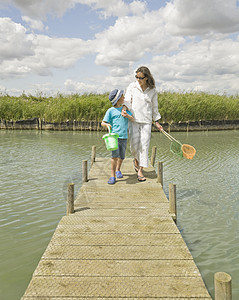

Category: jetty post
[214, 272, 232, 300]
[151, 146, 157, 167]
[82, 160, 88, 183]
[169, 183, 177, 222]
[91, 145, 96, 165]
[66, 183, 74, 215]
[157, 161, 163, 186]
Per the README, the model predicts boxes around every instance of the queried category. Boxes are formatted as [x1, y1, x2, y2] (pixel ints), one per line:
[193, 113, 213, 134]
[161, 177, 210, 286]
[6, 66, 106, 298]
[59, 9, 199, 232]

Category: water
[0, 129, 238, 299]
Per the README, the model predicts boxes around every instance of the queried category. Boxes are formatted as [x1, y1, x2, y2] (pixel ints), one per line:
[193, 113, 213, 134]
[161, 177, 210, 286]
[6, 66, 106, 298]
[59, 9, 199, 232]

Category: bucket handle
[108, 126, 112, 135]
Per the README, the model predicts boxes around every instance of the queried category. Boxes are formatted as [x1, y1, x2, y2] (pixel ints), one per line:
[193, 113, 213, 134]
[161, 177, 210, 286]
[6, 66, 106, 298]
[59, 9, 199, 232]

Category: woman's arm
[152, 91, 161, 122]
[123, 83, 133, 111]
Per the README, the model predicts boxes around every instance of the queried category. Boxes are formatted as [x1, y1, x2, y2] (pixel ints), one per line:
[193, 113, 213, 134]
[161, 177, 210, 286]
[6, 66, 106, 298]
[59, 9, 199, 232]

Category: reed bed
[0, 92, 239, 123]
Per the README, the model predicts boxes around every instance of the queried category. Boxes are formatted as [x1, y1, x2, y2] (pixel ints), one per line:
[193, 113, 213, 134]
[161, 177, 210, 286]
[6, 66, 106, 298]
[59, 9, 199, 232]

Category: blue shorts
[112, 138, 127, 160]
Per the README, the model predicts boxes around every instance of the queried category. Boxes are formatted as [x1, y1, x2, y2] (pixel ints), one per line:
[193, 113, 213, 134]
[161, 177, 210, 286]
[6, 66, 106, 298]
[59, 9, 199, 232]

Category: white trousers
[128, 122, 152, 168]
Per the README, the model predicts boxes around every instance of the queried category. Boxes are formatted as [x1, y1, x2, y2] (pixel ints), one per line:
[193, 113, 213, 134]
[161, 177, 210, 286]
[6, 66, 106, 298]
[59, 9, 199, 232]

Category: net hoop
[182, 144, 196, 159]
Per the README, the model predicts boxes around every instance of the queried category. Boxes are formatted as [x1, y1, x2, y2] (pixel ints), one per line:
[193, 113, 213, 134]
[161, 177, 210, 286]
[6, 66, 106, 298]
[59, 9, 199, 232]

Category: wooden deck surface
[21, 157, 212, 299]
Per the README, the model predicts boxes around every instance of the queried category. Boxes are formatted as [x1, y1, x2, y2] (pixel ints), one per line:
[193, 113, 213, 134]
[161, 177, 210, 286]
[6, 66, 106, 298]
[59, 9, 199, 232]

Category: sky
[0, 0, 239, 96]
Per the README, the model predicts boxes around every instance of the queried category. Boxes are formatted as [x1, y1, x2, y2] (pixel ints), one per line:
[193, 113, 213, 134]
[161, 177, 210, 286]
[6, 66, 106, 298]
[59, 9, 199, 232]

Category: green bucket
[102, 128, 119, 151]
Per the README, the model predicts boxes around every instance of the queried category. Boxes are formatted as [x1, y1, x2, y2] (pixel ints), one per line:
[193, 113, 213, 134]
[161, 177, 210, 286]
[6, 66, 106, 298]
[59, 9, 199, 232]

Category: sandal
[133, 159, 139, 172]
[116, 171, 123, 178]
[137, 175, 146, 182]
[108, 177, 116, 184]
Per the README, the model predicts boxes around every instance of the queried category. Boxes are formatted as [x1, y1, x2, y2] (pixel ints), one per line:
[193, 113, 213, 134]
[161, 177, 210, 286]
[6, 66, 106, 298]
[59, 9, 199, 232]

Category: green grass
[0, 92, 239, 123]
[158, 92, 239, 122]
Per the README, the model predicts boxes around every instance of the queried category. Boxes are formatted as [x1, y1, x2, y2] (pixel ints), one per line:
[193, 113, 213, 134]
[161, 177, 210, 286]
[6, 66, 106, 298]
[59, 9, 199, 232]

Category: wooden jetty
[21, 152, 212, 299]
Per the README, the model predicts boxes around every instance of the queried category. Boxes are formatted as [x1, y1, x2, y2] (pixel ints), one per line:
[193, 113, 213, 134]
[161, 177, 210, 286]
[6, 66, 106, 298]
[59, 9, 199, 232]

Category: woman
[123, 66, 162, 182]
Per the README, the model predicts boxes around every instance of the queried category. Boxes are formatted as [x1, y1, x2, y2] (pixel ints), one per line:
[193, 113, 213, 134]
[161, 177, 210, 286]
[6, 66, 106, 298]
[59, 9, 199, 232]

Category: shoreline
[1, 118, 239, 132]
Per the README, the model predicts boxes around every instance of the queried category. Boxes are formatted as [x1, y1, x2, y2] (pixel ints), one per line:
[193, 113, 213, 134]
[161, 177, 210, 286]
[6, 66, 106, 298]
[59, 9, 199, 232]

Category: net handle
[161, 129, 179, 143]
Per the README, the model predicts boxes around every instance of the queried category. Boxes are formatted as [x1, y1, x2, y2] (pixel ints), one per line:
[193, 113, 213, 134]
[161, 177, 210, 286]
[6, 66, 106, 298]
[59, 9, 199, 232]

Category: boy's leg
[111, 157, 117, 178]
[116, 158, 123, 172]
[108, 157, 117, 184]
[115, 139, 127, 178]
[116, 158, 124, 178]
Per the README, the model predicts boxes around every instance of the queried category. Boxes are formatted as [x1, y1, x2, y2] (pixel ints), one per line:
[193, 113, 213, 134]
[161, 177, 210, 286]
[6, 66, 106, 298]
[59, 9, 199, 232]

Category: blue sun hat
[109, 89, 124, 106]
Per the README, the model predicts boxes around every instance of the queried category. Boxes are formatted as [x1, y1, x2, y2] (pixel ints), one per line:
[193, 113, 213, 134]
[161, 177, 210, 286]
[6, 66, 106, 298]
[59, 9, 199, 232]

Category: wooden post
[38, 118, 42, 130]
[82, 160, 88, 183]
[214, 272, 232, 300]
[157, 161, 163, 187]
[91, 145, 96, 165]
[67, 183, 74, 215]
[169, 183, 177, 222]
[151, 146, 157, 167]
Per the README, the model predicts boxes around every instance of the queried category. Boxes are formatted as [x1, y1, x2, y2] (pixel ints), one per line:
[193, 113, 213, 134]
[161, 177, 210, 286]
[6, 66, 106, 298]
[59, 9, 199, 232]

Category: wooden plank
[55, 220, 179, 234]
[34, 259, 201, 277]
[76, 201, 169, 209]
[73, 208, 171, 217]
[22, 276, 211, 298]
[22, 298, 210, 300]
[50, 232, 185, 246]
[22, 297, 210, 300]
[42, 244, 192, 260]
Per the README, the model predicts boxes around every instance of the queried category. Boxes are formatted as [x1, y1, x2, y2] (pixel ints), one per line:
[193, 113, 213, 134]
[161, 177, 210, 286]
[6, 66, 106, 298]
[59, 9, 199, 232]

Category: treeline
[0, 92, 239, 123]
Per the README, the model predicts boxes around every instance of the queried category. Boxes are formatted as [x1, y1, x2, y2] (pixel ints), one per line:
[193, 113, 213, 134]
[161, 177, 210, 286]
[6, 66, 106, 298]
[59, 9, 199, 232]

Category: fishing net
[161, 128, 196, 159]
[170, 140, 183, 157]
[182, 144, 196, 160]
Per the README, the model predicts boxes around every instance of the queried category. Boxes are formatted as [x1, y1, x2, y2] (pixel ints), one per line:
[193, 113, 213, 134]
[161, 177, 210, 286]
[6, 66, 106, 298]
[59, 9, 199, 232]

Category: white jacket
[124, 81, 161, 124]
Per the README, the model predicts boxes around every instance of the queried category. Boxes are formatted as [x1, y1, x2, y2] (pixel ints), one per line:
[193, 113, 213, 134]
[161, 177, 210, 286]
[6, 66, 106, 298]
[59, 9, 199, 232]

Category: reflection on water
[1, 130, 239, 299]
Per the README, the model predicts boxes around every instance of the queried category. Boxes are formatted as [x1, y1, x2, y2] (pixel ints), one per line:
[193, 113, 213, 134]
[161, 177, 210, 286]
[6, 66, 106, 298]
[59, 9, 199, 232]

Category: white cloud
[2, 0, 76, 19]
[1, 0, 239, 95]
[64, 79, 105, 94]
[0, 18, 34, 62]
[71, 0, 147, 18]
[22, 16, 45, 31]
[0, 17, 92, 78]
[0, 84, 7, 94]
[165, 0, 239, 35]
[0, 0, 146, 21]
[33, 35, 92, 69]
[150, 37, 239, 94]
[94, 10, 184, 68]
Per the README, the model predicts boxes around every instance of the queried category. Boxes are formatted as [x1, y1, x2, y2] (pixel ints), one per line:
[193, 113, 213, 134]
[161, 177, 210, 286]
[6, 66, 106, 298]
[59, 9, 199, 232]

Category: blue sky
[1, 0, 239, 96]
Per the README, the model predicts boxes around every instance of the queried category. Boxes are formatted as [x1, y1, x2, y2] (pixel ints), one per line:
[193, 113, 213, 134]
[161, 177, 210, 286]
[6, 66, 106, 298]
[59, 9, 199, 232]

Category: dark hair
[136, 66, 155, 89]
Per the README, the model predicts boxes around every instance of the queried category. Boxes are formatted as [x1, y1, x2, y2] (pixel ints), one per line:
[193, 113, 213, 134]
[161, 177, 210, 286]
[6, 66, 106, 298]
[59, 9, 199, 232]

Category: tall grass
[158, 92, 239, 122]
[0, 92, 239, 123]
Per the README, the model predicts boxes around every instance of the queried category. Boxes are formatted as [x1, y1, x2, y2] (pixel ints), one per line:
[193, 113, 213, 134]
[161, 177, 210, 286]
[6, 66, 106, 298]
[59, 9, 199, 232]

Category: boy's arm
[101, 121, 111, 130]
[127, 114, 134, 122]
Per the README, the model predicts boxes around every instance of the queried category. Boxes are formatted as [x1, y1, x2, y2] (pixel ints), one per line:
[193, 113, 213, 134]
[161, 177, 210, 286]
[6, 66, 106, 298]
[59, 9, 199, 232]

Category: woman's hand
[155, 122, 163, 132]
[122, 105, 127, 111]
[121, 110, 127, 117]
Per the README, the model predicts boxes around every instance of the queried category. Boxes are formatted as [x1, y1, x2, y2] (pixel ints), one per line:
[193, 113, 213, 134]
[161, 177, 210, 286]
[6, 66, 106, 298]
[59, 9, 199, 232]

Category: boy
[101, 89, 134, 184]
